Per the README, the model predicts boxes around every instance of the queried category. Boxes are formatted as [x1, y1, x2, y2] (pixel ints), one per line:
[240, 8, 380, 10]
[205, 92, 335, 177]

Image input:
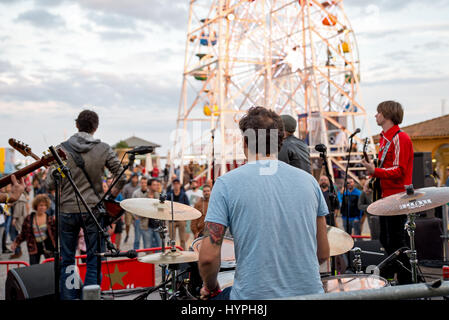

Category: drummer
[198, 106, 330, 300]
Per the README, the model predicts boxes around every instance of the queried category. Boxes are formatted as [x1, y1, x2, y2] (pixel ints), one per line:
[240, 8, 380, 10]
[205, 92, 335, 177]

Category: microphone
[96, 250, 138, 259]
[375, 247, 407, 271]
[348, 128, 361, 139]
[315, 144, 327, 153]
[126, 146, 154, 155]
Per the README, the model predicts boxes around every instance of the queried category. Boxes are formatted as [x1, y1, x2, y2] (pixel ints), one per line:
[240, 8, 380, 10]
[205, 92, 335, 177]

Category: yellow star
[105, 264, 128, 288]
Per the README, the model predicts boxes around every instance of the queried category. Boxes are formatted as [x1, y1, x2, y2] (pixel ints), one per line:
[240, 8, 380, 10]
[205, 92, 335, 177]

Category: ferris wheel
[171, 0, 375, 183]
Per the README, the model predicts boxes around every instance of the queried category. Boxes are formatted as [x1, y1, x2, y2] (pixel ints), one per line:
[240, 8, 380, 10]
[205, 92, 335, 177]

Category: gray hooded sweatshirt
[45, 132, 126, 213]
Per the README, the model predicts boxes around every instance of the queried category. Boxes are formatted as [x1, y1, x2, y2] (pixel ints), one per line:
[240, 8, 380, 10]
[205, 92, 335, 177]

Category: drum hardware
[127, 193, 202, 300]
[315, 144, 340, 275]
[367, 185, 449, 284]
[405, 212, 419, 284]
[351, 247, 363, 274]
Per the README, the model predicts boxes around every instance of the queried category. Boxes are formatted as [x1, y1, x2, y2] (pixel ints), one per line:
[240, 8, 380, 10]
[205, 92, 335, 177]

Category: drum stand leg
[351, 247, 363, 274]
[405, 213, 418, 284]
[442, 205, 449, 263]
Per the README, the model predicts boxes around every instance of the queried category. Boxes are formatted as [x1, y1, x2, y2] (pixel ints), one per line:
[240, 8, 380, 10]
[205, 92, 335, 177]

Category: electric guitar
[0, 147, 67, 189]
[8, 138, 40, 161]
[363, 138, 382, 201]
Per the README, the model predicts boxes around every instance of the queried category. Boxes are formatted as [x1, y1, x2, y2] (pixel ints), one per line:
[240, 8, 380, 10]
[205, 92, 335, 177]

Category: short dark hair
[377, 101, 404, 125]
[148, 178, 160, 186]
[32, 194, 51, 211]
[202, 184, 211, 190]
[239, 106, 284, 155]
[76, 110, 99, 133]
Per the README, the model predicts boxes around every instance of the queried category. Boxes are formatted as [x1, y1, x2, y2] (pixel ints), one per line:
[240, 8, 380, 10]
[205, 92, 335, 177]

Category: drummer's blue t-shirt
[205, 160, 328, 300]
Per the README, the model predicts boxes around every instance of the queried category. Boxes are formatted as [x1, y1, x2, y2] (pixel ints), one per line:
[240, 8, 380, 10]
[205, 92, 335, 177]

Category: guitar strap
[378, 130, 401, 169]
[61, 141, 102, 203]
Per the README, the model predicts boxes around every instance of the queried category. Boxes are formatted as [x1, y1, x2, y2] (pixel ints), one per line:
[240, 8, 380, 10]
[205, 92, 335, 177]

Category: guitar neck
[0, 160, 44, 189]
[29, 153, 40, 161]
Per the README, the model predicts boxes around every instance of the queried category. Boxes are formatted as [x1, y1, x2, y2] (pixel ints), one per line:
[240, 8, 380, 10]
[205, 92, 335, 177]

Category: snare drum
[190, 236, 236, 270]
[321, 274, 389, 293]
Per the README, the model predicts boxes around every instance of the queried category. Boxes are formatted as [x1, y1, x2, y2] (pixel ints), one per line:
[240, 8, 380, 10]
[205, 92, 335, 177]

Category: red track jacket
[373, 125, 414, 197]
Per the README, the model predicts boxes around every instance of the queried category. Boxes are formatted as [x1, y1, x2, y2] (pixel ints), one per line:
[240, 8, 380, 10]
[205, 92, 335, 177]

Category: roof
[373, 114, 449, 141]
[122, 136, 161, 148]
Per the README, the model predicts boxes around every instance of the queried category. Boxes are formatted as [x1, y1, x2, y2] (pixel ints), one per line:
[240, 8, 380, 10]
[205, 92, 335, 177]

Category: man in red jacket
[362, 100, 414, 284]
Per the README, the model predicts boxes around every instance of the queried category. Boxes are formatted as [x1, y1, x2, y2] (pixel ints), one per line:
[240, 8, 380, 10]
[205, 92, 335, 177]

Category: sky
[0, 0, 448, 167]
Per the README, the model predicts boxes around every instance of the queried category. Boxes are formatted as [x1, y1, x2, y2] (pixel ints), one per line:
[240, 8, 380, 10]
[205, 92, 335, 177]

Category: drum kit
[119, 185, 449, 299]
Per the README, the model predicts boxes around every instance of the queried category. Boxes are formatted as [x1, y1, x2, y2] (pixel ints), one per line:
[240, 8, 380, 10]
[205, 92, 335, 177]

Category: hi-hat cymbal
[138, 250, 199, 264]
[367, 187, 449, 216]
[120, 198, 201, 221]
[327, 226, 354, 256]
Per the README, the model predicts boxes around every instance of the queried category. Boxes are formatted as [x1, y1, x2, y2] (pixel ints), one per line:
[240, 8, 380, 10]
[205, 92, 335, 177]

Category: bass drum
[322, 274, 389, 293]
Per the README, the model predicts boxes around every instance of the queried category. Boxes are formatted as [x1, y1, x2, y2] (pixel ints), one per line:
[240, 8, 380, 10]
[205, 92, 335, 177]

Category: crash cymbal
[138, 250, 199, 264]
[120, 198, 201, 221]
[327, 226, 354, 256]
[367, 187, 449, 216]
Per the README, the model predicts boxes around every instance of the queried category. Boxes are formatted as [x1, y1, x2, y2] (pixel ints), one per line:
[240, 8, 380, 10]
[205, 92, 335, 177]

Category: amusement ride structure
[170, 0, 375, 184]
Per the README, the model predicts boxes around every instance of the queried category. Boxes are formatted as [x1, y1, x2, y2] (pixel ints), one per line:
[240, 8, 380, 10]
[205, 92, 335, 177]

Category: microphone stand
[318, 148, 339, 275]
[48, 146, 118, 291]
[96, 153, 135, 206]
[342, 135, 355, 268]
[211, 129, 215, 185]
[52, 169, 62, 300]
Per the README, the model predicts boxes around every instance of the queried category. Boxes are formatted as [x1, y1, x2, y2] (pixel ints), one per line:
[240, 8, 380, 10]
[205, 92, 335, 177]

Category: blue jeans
[133, 219, 142, 250]
[342, 218, 361, 235]
[9, 225, 20, 254]
[141, 227, 161, 249]
[59, 212, 104, 300]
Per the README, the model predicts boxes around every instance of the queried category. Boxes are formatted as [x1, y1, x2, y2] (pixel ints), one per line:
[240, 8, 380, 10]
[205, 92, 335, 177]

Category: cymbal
[120, 198, 202, 221]
[138, 250, 199, 264]
[367, 187, 449, 216]
[327, 226, 354, 256]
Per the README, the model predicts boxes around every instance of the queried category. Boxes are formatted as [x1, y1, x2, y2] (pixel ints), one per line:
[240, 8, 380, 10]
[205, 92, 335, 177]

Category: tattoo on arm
[204, 222, 226, 245]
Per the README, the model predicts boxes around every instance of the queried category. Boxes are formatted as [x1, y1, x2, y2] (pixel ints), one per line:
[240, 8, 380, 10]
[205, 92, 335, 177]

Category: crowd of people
[1, 101, 445, 300]
[0, 119, 382, 269]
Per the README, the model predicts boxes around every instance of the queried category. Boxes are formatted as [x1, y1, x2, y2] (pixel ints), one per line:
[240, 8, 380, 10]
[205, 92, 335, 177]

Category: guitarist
[362, 100, 414, 284]
[0, 175, 25, 205]
[45, 110, 126, 300]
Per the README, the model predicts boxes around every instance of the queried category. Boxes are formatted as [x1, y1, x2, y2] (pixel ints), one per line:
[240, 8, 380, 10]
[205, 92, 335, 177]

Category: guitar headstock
[9, 138, 32, 158]
[40, 147, 67, 167]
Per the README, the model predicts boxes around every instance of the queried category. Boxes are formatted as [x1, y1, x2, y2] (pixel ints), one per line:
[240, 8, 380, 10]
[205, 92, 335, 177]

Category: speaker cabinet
[412, 152, 434, 189]
[415, 217, 444, 261]
[5, 262, 55, 300]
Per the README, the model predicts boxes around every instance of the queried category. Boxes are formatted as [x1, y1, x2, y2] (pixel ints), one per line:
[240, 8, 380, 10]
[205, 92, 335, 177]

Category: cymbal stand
[405, 212, 419, 284]
[351, 247, 363, 274]
[442, 204, 449, 264]
[404, 185, 419, 284]
[156, 221, 168, 300]
[318, 146, 339, 275]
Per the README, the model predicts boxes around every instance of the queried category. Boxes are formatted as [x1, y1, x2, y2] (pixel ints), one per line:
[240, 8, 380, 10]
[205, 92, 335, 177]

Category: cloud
[98, 30, 145, 41]
[345, 0, 449, 11]
[0, 69, 180, 110]
[86, 11, 137, 30]
[358, 23, 449, 39]
[77, 0, 188, 30]
[15, 9, 66, 29]
[362, 76, 449, 87]
[0, 60, 15, 73]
